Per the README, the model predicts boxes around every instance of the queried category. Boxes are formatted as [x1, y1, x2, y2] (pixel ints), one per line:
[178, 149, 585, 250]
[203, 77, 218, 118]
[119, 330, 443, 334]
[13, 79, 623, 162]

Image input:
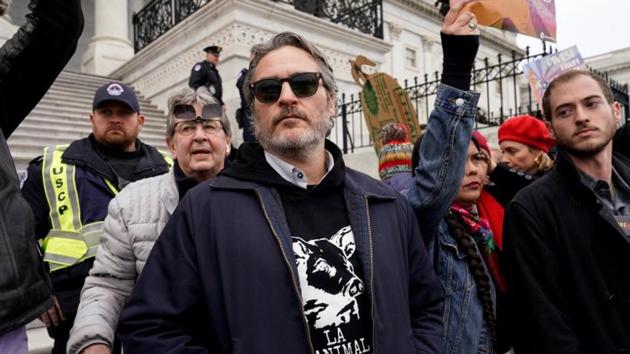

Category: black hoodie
[221, 140, 374, 353]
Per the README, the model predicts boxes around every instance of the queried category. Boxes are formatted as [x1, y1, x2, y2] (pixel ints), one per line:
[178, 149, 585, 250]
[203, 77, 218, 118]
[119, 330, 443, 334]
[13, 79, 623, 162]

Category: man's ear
[89, 113, 96, 129]
[326, 92, 336, 117]
[612, 101, 622, 125]
[225, 136, 232, 157]
[166, 136, 176, 156]
[546, 120, 556, 140]
[137, 114, 145, 128]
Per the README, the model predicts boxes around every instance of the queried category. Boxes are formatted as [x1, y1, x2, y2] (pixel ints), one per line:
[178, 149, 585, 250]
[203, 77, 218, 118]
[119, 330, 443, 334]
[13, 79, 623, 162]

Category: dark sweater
[223, 141, 373, 353]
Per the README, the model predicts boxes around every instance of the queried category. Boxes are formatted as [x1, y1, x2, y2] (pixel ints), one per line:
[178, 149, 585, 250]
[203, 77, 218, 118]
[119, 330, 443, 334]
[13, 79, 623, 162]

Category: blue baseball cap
[92, 82, 141, 113]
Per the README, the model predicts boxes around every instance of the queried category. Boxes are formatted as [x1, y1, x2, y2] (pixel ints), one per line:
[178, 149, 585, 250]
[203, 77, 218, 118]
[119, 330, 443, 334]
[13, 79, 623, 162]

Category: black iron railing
[332, 46, 630, 153]
[133, 0, 383, 52]
[273, 0, 383, 39]
[133, 0, 211, 52]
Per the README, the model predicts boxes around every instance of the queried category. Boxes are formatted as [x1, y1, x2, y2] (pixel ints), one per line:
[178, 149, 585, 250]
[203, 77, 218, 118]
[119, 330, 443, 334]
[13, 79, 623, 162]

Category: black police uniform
[236, 68, 255, 142]
[189, 60, 223, 105]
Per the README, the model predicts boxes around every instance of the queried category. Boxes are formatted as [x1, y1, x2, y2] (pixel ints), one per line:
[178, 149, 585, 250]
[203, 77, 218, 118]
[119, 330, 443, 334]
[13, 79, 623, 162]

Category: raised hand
[441, 0, 481, 36]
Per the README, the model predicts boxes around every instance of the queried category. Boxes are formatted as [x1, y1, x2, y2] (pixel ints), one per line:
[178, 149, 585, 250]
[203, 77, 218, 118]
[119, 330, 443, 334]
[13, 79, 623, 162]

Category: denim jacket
[407, 84, 494, 353]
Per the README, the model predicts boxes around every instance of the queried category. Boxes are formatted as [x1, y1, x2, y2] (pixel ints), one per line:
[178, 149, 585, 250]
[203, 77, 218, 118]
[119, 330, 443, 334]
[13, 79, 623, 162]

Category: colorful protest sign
[451, 0, 557, 41]
[350, 55, 421, 154]
[522, 46, 587, 103]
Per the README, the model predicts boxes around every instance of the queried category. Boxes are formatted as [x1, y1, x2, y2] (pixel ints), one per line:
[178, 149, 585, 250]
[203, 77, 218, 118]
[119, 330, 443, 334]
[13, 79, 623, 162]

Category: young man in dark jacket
[0, 0, 83, 352]
[119, 32, 445, 353]
[20, 82, 170, 354]
[503, 70, 630, 353]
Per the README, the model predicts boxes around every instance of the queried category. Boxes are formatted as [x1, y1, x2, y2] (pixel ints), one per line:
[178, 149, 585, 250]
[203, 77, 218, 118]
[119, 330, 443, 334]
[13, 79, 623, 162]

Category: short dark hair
[243, 32, 337, 109]
[542, 70, 614, 121]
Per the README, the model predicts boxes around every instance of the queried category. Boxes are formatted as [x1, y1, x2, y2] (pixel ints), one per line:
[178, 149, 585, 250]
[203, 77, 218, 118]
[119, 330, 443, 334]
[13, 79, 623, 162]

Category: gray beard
[0, 0, 11, 17]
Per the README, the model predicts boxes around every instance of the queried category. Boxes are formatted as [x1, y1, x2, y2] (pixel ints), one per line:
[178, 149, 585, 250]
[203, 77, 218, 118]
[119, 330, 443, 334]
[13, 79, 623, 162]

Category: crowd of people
[0, 1, 629, 354]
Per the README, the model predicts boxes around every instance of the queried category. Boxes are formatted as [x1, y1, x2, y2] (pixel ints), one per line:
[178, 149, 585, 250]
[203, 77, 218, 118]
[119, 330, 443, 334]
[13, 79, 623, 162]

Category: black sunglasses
[173, 104, 222, 120]
[249, 72, 322, 103]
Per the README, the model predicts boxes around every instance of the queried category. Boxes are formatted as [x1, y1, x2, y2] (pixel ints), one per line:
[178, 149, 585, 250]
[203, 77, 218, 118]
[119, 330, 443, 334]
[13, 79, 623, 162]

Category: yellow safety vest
[40, 145, 118, 272]
[160, 151, 174, 168]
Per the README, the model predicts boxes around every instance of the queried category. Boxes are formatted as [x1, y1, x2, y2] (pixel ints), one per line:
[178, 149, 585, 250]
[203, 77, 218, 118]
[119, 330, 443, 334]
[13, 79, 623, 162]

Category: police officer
[235, 67, 255, 142]
[189, 45, 224, 105]
[20, 82, 171, 354]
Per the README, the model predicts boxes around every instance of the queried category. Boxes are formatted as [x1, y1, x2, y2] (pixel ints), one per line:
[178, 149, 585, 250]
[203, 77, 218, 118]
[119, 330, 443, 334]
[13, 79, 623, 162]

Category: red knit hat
[498, 115, 556, 153]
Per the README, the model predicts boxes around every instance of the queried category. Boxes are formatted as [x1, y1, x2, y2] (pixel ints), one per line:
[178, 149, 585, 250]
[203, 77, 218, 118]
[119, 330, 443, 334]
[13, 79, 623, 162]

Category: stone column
[81, 0, 134, 75]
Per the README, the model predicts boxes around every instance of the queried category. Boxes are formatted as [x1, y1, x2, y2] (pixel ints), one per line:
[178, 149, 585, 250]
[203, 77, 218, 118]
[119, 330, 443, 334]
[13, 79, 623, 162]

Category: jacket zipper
[254, 190, 316, 354]
[364, 196, 377, 354]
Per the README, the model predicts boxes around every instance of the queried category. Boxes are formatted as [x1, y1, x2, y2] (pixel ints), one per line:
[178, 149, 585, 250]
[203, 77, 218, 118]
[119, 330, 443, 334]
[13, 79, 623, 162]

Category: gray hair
[243, 32, 337, 108]
[166, 86, 231, 137]
[0, 0, 10, 17]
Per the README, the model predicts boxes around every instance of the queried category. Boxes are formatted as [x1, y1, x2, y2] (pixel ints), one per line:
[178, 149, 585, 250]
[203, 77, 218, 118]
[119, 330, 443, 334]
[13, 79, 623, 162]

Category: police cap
[203, 45, 222, 55]
[92, 82, 141, 113]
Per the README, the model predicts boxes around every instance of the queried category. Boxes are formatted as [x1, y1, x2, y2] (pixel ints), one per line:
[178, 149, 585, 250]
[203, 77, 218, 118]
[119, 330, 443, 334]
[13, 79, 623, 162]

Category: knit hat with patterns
[378, 123, 413, 180]
[498, 115, 556, 153]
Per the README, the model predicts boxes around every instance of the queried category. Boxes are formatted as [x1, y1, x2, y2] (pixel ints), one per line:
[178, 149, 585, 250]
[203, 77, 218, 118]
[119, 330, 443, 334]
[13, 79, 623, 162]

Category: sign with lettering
[522, 46, 587, 104]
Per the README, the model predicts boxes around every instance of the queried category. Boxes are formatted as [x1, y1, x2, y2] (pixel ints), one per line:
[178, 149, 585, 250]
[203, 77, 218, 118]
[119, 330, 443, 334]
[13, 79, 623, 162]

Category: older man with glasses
[66, 87, 231, 354]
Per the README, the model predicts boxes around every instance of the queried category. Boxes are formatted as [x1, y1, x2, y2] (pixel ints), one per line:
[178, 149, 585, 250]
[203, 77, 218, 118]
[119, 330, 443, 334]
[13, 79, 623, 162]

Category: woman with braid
[406, 2, 507, 353]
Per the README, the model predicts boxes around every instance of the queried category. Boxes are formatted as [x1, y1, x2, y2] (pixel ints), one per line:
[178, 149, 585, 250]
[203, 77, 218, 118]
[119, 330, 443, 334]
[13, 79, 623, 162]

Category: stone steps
[7, 71, 169, 172]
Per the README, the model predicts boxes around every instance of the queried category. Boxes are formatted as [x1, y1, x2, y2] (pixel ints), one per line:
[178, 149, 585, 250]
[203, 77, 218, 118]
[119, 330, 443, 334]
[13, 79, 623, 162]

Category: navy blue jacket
[21, 134, 170, 313]
[119, 148, 444, 353]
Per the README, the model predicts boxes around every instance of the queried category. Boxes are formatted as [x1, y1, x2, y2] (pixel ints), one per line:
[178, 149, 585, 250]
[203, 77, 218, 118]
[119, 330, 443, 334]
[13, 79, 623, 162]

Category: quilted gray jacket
[67, 170, 178, 353]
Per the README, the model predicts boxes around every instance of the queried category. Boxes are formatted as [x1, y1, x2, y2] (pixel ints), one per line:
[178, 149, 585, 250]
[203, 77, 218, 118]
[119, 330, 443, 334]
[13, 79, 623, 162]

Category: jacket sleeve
[188, 64, 207, 90]
[406, 84, 479, 242]
[486, 164, 537, 205]
[67, 197, 138, 354]
[403, 198, 445, 353]
[503, 201, 583, 354]
[0, 0, 83, 138]
[21, 157, 51, 239]
[118, 193, 209, 353]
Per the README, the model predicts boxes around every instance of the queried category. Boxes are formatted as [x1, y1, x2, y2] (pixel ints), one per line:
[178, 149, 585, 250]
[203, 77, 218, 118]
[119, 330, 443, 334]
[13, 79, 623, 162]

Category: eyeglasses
[173, 117, 224, 136]
[173, 104, 222, 120]
[249, 72, 322, 103]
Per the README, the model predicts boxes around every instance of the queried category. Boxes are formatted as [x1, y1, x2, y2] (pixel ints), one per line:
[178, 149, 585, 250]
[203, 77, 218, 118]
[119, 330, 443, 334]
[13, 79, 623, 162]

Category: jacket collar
[162, 169, 179, 215]
[553, 148, 630, 206]
[61, 134, 169, 184]
[216, 140, 395, 200]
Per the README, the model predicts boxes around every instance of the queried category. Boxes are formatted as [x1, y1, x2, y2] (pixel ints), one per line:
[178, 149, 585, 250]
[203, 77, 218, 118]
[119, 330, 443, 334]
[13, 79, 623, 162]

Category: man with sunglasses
[67, 87, 231, 354]
[20, 81, 171, 354]
[189, 45, 224, 105]
[119, 32, 443, 353]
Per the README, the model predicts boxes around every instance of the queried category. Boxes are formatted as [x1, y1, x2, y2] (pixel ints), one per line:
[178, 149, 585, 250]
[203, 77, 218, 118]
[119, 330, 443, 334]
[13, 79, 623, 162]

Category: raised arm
[0, 0, 83, 137]
[406, 3, 480, 240]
